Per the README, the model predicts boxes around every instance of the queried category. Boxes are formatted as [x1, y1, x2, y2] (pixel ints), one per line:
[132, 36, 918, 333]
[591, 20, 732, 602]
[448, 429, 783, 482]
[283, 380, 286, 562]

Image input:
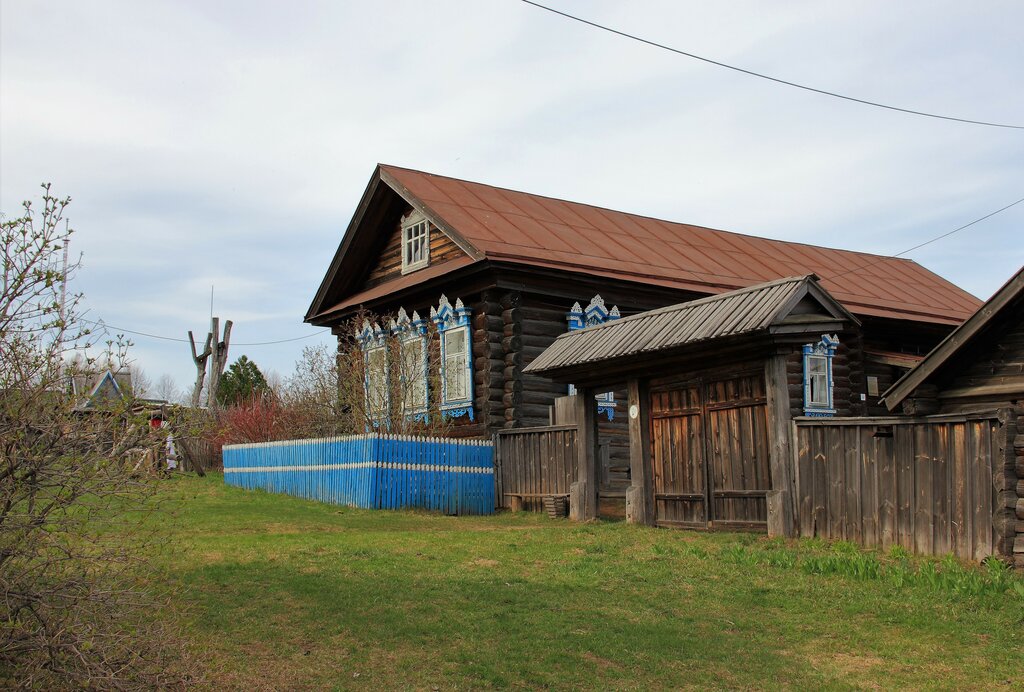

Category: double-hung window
[803, 334, 838, 417]
[431, 295, 474, 420]
[401, 211, 430, 274]
[443, 328, 470, 402]
[365, 345, 388, 417]
[400, 334, 428, 416]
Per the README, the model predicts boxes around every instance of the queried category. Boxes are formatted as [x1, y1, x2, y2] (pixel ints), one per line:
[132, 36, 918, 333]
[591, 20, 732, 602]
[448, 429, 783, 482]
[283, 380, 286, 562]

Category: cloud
[2, 0, 1021, 390]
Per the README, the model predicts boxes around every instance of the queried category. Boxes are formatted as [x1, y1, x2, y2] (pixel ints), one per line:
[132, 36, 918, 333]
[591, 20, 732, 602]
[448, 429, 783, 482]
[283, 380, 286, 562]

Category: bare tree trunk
[188, 329, 213, 408]
[207, 318, 232, 410]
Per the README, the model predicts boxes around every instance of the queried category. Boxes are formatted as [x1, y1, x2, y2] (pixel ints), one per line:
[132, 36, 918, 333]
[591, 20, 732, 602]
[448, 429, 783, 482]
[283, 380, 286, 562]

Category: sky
[2, 0, 1022, 399]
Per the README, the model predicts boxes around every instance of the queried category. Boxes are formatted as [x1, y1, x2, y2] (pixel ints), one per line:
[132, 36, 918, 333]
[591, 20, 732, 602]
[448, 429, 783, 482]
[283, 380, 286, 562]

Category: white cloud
[2, 0, 1022, 389]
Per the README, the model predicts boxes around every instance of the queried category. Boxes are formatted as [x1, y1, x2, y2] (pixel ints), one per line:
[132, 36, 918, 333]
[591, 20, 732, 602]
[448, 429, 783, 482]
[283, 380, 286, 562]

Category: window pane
[445, 329, 466, 355]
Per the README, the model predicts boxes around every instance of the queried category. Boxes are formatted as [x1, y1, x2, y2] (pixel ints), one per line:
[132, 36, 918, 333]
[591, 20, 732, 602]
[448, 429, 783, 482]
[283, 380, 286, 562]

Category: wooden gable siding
[938, 296, 1024, 411]
[362, 213, 467, 291]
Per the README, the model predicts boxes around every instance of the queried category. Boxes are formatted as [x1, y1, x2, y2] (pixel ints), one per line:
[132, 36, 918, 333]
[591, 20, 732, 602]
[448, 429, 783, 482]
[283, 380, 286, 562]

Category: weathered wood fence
[793, 412, 1016, 561]
[223, 434, 494, 515]
[494, 425, 577, 511]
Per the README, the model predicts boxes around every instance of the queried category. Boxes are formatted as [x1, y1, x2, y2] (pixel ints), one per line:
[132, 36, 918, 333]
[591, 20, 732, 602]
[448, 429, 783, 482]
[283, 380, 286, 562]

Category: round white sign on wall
[629, 404, 639, 419]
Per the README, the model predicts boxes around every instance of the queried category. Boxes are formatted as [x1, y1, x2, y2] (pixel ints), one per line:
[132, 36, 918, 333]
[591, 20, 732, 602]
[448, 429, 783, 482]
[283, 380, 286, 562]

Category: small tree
[216, 354, 269, 406]
[0, 185, 194, 686]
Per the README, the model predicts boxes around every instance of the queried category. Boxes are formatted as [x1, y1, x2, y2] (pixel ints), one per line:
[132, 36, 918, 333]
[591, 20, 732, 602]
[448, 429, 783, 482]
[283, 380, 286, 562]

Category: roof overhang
[881, 265, 1024, 410]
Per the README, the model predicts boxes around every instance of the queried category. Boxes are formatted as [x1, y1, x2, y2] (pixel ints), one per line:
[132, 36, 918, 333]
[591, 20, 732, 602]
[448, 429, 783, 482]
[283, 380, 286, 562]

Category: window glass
[366, 347, 387, 414]
[401, 338, 426, 411]
[444, 328, 468, 401]
[402, 220, 429, 270]
[807, 355, 828, 405]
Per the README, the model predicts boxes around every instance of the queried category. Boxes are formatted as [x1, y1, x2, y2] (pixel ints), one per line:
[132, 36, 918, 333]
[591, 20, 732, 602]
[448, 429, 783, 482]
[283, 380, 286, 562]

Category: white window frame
[401, 210, 430, 274]
[399, 333, 428, 417]
[441, 326, 471, 406]
[430, 295, 474, 421]
[365, 344, 389, 419]
[802, 334, 838, 417]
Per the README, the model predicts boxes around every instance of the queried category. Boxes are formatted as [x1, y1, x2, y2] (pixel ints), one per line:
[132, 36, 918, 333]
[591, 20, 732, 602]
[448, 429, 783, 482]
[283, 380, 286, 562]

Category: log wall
[1013, 405, 1024, 571]
[362, 210, 466, 290]
[793, 412, 1011, 562]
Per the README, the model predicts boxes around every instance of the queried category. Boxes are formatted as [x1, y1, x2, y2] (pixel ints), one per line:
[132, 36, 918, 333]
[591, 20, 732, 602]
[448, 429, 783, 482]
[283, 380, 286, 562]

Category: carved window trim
[356, 320, 390, 425]
[431, 295, 474, 420]
[390, 308, 429, 421]
[566, 294, 621, 420]
[803, 334, 839, 417]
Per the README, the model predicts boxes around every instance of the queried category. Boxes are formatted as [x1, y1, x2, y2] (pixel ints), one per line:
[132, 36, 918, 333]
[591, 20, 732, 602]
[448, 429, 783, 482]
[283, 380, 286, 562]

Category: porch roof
[524, 275, 856, 382]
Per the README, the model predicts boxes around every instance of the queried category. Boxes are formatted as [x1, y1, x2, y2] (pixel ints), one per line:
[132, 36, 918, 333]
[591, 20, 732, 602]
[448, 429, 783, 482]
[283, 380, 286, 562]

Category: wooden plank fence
[793, 412, 1012, 561]
[494, 425, 577, 511]
[222, 434, 494, 515]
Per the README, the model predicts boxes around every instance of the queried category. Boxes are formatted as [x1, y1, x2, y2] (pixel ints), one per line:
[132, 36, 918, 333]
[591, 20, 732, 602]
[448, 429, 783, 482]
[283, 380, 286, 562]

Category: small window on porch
[566, 295, 621, 419]
[803, 334, 838, 417]
[401, 210, 430, 274]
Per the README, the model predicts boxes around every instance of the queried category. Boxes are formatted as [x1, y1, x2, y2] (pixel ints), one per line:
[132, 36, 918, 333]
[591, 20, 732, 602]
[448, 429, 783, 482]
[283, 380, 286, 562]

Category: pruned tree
[0, 185, 195, 686]
[188, 327, 212, 408]
[188, 316, 232, 409]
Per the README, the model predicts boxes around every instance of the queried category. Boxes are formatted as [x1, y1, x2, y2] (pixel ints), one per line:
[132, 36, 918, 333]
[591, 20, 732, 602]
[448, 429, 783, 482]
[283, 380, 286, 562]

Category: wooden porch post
[626, 378, 655, 526]
[570, 390, 600, 521]
[765, 353, 796, 537]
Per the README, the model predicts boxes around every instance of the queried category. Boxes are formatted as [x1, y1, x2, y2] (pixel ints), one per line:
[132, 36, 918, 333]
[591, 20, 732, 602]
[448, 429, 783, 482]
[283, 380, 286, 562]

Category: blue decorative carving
[431, 295, 474, 421]
[389, 307, 430, 420]
[566, 295, 620, 419]
[356, 319, 389, 428]
[803, 334, 839, 417]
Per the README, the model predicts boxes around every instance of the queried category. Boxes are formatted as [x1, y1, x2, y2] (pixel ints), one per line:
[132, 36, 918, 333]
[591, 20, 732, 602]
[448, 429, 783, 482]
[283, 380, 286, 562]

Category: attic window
[401, 210, 430, 274]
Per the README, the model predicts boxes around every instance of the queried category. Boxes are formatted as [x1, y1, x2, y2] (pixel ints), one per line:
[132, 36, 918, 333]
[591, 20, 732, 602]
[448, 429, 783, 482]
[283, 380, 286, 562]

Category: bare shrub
[0, 185, 196, 687]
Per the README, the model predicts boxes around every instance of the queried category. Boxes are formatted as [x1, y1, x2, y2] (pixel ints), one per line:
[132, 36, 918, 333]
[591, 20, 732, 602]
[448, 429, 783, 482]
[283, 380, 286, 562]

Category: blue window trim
[431, 295, 474, 421]
[803, 334, 839, 417]
[356, 320, 390, 428]
[566, 295, 621, 420]
[390, 308, 430, 422]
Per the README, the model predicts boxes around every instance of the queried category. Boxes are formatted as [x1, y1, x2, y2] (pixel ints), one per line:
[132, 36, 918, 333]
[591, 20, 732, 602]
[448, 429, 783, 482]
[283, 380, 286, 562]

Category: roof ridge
[378, 163, 924, 266]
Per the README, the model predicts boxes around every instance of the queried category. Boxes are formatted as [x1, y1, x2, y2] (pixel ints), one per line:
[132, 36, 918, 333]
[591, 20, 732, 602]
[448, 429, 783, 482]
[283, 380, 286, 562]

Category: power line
[821, 195, 1024, 282]
[79, 318, 331, 346]
[520, 0, 1024, 130]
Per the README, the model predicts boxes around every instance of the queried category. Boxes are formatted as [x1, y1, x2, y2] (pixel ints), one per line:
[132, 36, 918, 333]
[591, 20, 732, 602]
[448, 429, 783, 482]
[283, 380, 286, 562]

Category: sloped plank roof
[524, 275, 854, 377]
[881, 264, 1024, 410]
[379, 165, 980, 325]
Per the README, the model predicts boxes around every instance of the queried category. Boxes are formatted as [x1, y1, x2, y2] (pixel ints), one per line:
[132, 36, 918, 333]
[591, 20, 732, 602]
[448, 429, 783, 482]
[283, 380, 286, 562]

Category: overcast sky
[2, 0, 1022, 398]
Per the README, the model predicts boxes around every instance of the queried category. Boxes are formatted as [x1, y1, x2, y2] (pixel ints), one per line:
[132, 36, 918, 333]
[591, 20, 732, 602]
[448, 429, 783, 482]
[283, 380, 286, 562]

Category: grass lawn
[159, 473, 1024, 690]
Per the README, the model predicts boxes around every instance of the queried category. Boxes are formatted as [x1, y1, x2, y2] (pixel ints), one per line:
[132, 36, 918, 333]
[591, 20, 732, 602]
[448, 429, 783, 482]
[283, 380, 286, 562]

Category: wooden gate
[651, 372, 771, 530]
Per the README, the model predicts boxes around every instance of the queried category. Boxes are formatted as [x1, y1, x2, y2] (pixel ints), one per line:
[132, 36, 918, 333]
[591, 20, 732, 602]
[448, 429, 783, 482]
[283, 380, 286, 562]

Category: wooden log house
[882, 265, 1024, 567]
[306, 164, 981, 515]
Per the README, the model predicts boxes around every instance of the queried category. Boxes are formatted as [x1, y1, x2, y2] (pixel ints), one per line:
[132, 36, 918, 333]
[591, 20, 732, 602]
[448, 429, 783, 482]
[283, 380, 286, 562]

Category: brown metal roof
[379, 165, 981, 325]
[524, 275, 854, 377]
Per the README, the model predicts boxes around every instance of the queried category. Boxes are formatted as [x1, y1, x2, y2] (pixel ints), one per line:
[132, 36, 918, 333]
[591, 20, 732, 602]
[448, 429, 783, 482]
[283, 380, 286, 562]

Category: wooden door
[650, 383, 706, 527]
[650, 372, 771, 531]
[704, 374, 770, 530]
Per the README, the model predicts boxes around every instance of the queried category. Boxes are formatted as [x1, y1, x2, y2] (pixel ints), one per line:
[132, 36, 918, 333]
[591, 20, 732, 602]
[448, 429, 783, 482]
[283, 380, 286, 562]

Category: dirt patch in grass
[468, 558, 499, 568]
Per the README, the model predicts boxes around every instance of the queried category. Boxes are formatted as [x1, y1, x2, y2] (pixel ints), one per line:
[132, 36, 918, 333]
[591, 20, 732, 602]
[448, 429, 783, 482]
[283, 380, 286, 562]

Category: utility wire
[821, 195, 1024, 282]
[521, 0, 1024, 130]
[79, 318, 331, 346]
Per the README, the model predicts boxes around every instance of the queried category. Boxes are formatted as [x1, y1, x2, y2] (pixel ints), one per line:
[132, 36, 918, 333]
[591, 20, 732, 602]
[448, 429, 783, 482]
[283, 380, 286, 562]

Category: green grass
[158, 474, 1024, 690]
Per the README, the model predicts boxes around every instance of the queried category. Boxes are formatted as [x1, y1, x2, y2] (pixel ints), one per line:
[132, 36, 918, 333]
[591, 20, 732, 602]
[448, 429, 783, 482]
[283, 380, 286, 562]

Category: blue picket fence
[222, 434, 494, 515]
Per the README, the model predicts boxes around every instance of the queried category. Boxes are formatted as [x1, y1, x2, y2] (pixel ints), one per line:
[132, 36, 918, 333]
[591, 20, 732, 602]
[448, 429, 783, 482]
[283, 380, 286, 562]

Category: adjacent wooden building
[882, 265, 1024, 567]
[306, 164, 981, 515]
